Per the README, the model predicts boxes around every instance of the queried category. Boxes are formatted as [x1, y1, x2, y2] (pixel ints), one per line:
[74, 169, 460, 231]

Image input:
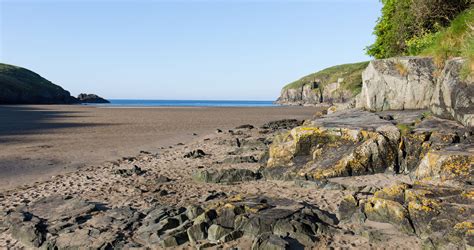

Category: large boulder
[430, 58, 474, 127]
[356, 57, 436, 111]
[413, 143, 473, 184]
[264, 110, 400, 180]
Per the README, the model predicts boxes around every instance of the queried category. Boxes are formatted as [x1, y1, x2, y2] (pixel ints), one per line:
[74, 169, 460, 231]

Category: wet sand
[0, 105, 316, 191]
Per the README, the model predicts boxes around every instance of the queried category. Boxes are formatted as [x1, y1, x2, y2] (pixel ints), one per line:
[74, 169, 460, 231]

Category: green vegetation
[416, 8, 474, 76]
[0, 63, 76, 104]
[396, 123, 414, 135]
[0, 63, 63, 94]
[282, 61, 369, 95]
[367, 0, 471, 59]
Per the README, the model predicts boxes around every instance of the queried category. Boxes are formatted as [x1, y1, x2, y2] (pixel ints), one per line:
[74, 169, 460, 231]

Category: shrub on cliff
[367, 0, 471, 59]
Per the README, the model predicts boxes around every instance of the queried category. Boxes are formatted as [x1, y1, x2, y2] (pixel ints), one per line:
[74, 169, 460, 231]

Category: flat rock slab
[309, 109, 394, 131]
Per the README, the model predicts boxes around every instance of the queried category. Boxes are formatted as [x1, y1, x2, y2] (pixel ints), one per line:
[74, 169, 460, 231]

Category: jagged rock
[193, 168, 259, 184]
[261, 119, 304, 131]
[186, 205, 204, 220]
[265, 110, 400, 180]
[430, 58, 474, 127]
[77, 93, 110, 103]
[413, 143, 473, 184]
[220, 230, 244, 242]
[223, 155, 258, 164]
[356, 57, 436, 111]
[184, 149, 206, 159]
[193, 210, 218, 225]
[160, 231, 189, 247]
[4, 196, 146, 248]
[251, 233, 290, 250]
[404, 184, 474, 248]
[236, 124, 255, 129]
[363, 197, 414, 234]
[6, 213, 46, 248]
[135, 206, 186, 245]
[201, 192, 227, 202]
[187, 222, 208, 244]
[114, 165, 146, 177]
[207, 224, 233, 242]
[338, 195, 358, 221]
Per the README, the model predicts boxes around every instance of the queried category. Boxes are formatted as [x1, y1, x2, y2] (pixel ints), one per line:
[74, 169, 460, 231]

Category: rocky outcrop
[355, 56, 473, 127]
[341, 183, 474, 249]
[0, 63, 78, 104]
[277, 84, 322, 105]
[430, 58, 474, 127]
[356, 57, 436, 111]
[264, 110, 400, 180]
[3, 194, 339, 249]
[77, 93, 110, 103]
[413, 143, 473, 184]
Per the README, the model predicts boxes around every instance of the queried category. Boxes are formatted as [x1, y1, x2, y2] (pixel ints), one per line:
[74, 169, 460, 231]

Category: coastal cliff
[355, 56, 473, 127]
[0, 63, 110, 105]
[0, 63, 78, 104]
[276, 62, 368, 106]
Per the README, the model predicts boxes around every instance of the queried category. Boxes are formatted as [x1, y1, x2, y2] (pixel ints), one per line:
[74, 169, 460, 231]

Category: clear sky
[1, 0, 382, 100]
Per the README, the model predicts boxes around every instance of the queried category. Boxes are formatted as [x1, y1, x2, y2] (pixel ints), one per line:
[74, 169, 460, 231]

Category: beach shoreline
[0, 105, 316, 191]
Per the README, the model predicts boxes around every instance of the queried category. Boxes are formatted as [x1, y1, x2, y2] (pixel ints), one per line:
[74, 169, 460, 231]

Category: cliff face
[430, 58, 473, 127]
[0, 63, 78, 104]
[276, 62, 369, 106]
[356, 56, 473, 127]
[356, 57, 436, 111]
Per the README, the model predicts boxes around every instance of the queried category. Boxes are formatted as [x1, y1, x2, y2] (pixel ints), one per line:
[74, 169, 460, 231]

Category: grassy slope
[282, 61, 369, 95]
[0, 63, 67, 93]
[418, 8, 474, 76]
[0, 63, 75, 103]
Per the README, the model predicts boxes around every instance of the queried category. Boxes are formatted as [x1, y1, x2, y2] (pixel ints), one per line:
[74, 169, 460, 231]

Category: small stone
[156, 175, 171, 183]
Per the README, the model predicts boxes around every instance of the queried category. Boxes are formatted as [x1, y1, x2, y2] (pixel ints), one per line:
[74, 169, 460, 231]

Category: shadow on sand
[0, 105, 112, 142]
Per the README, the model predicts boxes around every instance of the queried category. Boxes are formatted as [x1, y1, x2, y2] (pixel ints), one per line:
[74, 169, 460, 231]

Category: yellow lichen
[454, 221, 474, 231]
[374, 183, 410, 201]
[365, 197, 407, 220]
[441, 156, 471, 179]
[461, 190, 474, 200]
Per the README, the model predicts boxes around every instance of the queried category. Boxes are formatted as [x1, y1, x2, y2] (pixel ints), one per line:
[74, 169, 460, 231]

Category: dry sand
[0, 105, 316, 191]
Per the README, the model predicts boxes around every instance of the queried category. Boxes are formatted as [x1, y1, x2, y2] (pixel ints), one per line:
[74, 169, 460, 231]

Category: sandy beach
[0, 105, 316, 191]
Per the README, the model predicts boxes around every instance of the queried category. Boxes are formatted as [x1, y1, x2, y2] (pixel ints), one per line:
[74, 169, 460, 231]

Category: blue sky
[1, 0, 382, 100]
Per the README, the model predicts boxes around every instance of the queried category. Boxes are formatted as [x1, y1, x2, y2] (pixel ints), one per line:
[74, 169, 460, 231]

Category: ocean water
[86, 99, 278, 107]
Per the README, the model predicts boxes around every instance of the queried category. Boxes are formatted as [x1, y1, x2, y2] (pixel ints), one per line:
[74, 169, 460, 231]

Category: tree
[367, 0, 472, 59]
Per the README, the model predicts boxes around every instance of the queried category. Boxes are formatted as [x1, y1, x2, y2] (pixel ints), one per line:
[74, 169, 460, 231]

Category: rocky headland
[0, 63, 108, 105]
[0, 56, 472, 249]
[77, 93, 110, 104]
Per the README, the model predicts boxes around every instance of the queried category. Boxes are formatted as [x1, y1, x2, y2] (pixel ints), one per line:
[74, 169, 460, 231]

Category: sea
[84, 99, 278, 107]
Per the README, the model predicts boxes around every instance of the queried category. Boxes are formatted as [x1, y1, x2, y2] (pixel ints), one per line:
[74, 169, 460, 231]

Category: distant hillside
[0, 63, 78, 104]
[277, 62, 369, 105]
